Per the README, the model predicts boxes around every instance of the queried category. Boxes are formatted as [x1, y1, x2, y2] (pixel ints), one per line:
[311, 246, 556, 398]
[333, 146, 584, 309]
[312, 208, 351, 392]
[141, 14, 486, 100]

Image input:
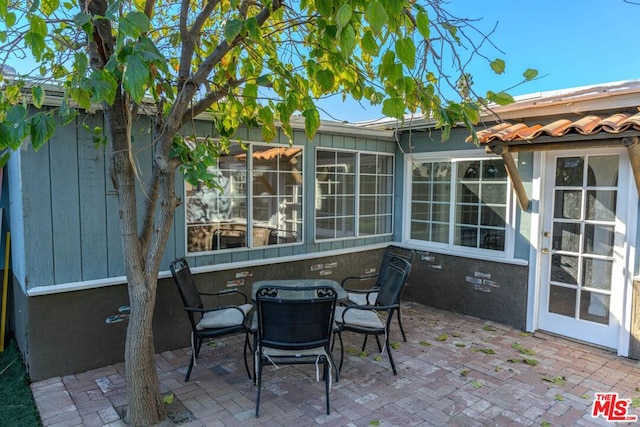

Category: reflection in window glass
[410, 157, 508, 252]
[186, 142, 303, 252]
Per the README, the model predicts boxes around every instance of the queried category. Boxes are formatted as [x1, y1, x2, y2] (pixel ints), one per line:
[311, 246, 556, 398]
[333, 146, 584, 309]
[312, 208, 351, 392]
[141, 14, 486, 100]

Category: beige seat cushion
[335, 306, 383, 329]
[196, 303, 253, 330]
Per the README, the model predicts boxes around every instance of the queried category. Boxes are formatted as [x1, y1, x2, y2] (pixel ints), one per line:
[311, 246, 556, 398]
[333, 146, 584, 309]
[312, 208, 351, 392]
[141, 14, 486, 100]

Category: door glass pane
[584, 225, 614, 256]
[552, 222, 581, 252]
[458, 160, 480, 180]
[579, 291, 610, 325]
[432, 183, 450, 201]
[480, 229, 505, 250]
[586, 190, 616, 221]
[433, 162, 451, 181]
[410, 222, 429, 240]
[482, 160, 507, 180]
[457, 205, 478, 225]
[411, 202, 430, 221]
[455, 226, 477, 247]
[582, 258, 613, 290]
[551, 254, 578, 285]
[555, 157, 584, 186]
[549, 285, 576, 317]
[457, 183, 479, 203]
[481, 206, 506, 226]
[432, 203, 449, 222]
[554, 190, 582, 219]
[587, 155, 618, 186]
[482, 183, 507, 204]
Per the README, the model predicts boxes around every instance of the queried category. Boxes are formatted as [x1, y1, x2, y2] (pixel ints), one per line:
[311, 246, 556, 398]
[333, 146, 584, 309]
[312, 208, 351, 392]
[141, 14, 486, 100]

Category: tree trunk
[105, 90, 169, 425]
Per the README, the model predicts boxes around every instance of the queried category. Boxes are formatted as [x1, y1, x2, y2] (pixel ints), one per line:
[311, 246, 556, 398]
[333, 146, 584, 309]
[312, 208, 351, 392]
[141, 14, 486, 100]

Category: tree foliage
[0, 0, 536, 424]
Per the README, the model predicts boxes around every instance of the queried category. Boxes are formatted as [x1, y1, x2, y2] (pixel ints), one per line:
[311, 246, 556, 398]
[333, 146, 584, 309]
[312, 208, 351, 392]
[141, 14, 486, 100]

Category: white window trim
[314, 147, 395, 243]
[402, 148, 517, 260]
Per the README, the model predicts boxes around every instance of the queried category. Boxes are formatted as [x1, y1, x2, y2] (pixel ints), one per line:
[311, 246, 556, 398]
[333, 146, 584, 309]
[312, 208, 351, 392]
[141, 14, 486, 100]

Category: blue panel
[78, 113, 108, 280]
[21, 133, 54, 287]
[50, 115, 82, 283]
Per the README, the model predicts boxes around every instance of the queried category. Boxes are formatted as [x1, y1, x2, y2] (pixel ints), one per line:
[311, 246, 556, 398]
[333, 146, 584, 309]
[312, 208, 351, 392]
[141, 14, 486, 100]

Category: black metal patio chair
[340, 245, 415, 341]
[170, 258, 253, 382]
[254, 285, 337, 417]
[334, 255, 412, 375]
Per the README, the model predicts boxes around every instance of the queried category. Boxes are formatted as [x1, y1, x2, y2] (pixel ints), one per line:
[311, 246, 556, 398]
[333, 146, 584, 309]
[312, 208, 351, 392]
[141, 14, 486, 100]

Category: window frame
[184, 140, 305, 255]
[314, 147, 395, 242]
[403, 149, 516, 259]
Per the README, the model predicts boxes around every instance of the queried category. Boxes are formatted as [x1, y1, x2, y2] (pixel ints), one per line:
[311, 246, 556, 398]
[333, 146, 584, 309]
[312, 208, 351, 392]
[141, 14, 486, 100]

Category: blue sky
[318, 0, 640, 122]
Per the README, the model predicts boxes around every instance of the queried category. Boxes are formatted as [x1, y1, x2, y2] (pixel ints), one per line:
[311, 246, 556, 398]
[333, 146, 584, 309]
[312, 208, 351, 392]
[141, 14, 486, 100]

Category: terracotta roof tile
[468, 110, 640, 143]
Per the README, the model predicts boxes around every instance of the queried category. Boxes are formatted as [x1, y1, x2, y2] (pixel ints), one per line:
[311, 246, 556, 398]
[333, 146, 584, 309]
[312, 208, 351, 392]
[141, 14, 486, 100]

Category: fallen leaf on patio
[581, 394, 590, 400]
[346, 347, 359, 355]
[512, 342, 523, 350]
[206, 341, 218, 348]
[631, 397, 640, 408]
[542, 376, 565, 386]
[460, 369, 469, 376]
[520, 348, 535, 355]
[419, 341, 432, 346]
[522, 358, 538, 366]
[435, 334, 448, 341]
[479, 348, 495, 354]
[163, 393, 174, 404]
[471, 380, 482, 388]
[636, 386, 640, 392]
[555, 394, 564, 401]
[391, 342, 400, 349]
[519, 332, 530, 337]
[374, 356, 382, 362]
[451, 332, 461, 337]
[483, 325, 496, 331]
[507, 358, 521, 363]
[359, 351, 367, 358]
[541, 421, 550, 427]
[495, 366, 502, 372]
[454, 342, 466, 348]
[369, 421, 380, 426]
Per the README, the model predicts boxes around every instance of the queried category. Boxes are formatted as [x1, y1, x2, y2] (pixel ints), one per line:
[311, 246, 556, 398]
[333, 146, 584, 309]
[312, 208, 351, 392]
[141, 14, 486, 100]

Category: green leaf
[6, 105, 29, 144]
[31, 86, 45, 108]
[224, 19, 243, 43]
[490, 58, 505, 74]
[30, 113, 56, 150]
[120, 11, 150, 38]
[302, 108, 320, 140]
[40, 0, 59, 16]
[486, 90, 514, 106]
[483, 325, 497, 331]
[335, 3, 352, 35]
[24, 32, 46, 61]
[316, 69, 335, 93]
[163, 393, 174, 404]
[471, 380, 483, 389]
[395, 37, 416, 69]
[123, 54, 149, 103]
[523, 68, 538, 81]
[339, 24, 356, 56]
[88, 70, 117, 104]
[416, 10, 430, 40]
[361, 31, 378, 55]
[365, 1, 388, 34]
[435, 333, 448, 341]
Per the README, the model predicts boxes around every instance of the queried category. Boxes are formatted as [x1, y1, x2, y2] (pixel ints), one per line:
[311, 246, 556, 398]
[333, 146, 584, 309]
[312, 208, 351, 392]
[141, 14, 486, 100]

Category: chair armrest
[199, 288, 249, 304]
[340, 274, 379, 289]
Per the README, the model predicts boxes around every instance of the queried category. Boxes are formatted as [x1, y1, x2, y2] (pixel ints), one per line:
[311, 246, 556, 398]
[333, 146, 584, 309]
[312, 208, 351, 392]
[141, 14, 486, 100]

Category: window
[186, 142, 303, 253]
[315, 149, 393, 240]
[408, 155, 510, 253]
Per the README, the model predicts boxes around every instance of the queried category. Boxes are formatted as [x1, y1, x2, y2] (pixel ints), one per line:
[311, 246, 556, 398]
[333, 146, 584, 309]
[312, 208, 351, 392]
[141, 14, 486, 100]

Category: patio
[32, 302, 640, 426]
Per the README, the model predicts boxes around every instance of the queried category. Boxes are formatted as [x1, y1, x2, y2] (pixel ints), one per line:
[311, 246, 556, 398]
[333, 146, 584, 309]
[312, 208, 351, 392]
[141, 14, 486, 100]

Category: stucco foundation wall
[403, 251, 529, 330]
[19, 250, 383, 381]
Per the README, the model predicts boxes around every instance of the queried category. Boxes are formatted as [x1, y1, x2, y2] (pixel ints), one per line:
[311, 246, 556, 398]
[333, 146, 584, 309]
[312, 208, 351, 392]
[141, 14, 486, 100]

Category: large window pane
[409, 157, 508, 253]
[316, 150, 393, 240]
[187, 143, 303, 253]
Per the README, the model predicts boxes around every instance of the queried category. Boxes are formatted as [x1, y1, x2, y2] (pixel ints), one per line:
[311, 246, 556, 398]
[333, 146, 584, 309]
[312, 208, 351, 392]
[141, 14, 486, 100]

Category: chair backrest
[375, 255, 413, 307]
[256, 285, 337, 351]
[375, 245, 415, 288]
[170, 258, 205, 325]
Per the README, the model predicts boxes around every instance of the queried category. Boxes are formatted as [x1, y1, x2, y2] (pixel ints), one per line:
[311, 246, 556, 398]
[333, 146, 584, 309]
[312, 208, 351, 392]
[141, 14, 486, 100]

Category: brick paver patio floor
[32, 302, 640, 426]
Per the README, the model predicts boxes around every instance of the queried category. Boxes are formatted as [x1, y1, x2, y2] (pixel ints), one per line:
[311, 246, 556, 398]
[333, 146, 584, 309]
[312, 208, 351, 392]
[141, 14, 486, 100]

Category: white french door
[537, 149, 631, 349]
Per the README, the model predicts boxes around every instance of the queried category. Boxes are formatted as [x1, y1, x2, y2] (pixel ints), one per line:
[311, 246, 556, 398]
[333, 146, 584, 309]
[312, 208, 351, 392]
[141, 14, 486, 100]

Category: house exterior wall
[7, 111, 399, 380]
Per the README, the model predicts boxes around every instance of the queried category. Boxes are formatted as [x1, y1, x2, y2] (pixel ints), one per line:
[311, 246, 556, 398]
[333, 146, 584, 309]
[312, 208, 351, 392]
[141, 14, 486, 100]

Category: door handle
[541, 248, 550, 255]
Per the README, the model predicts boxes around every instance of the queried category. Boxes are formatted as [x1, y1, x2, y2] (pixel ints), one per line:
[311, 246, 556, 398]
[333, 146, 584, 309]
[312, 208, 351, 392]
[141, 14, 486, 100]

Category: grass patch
[0, 339, 41, 426]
